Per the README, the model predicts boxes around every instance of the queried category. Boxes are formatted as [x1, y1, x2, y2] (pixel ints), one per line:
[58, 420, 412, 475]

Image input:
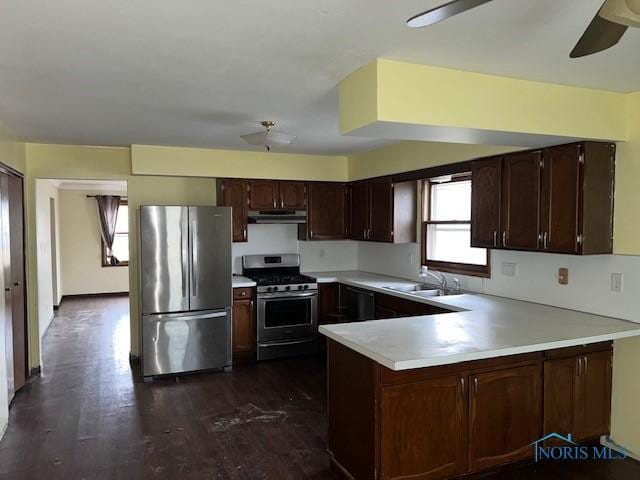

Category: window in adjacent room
[422, 173, 489, 277]
[102, 200, 129, 266]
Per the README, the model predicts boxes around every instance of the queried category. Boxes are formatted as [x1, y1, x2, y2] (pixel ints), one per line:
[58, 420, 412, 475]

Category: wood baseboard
[29, 365, 41, 376]
[129, 353, 141, 365]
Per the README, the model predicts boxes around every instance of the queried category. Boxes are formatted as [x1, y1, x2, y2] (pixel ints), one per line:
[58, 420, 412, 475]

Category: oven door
[257, 291, 318, 342]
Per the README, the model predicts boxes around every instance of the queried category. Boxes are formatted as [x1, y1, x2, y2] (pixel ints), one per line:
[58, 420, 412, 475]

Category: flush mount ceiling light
[406, 0, 640, 58]
[240, 121, 296, 152]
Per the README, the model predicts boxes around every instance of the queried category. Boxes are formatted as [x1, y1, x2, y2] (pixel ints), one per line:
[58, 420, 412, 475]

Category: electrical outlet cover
[611, 272, 623, 293]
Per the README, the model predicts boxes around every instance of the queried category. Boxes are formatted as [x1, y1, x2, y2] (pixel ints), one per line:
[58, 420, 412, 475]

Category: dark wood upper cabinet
[501, 150, 542, 251]
[380, 374, 468, 480]
[217, 179, 248, 243]
[279, 181, 306, 210]
[541, 142, 614, 255]
[349, 178, 416, 243]
[471, 141, 614, 255]
[471, 157, 502, 248]
[349, 181, 369, 241]
[369, 178, 394, 242]
[302, 182, 349, 240]
[540, 144, 581, 254]
[249, 180, 279, 210]
[469, 365, 541, 472]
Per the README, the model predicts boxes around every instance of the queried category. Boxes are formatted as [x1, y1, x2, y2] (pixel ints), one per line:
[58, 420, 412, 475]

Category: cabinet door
[349, 181, 369, 241]
[318, 282, 342, 324]
[381, 375, 468, 480]
[307, 183, 349, 240]
[540, 144, 581, 253]
[543, 357, 577, 446]
[369, 178, 393, 242]
[575, 351, 612, 441]
[279, 181, 306, 210]
[219, 179, 248, 242]
[469, 365, 541, 472]
[232, 298, 255, 357]
[249, 180, 279, 210]
[501, 151, 542, 250]
[471, 157, 502, 248]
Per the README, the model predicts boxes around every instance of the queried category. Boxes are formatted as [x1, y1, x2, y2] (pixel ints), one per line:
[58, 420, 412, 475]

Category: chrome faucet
[419, 267, 447, 289]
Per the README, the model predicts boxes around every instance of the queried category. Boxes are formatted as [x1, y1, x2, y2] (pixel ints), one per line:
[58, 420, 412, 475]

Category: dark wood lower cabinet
[232, 288, 255, 362]
[468, 365, 541, 472]
[381, 375, 467, 480]
[375, 292, 451, 319]
[543, 345, 613, 444]
[327, 340, 614, 480]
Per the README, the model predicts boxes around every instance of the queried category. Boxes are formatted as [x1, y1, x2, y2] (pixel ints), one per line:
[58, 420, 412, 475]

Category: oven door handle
[258, 292, 317, 300]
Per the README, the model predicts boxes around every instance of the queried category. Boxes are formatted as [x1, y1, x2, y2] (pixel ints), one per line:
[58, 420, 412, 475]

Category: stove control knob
[303, 285, 309, 290]
[266, 287, 273, 293]
[285, 286, 291, 291]
[297, 285, 303, 290]
[273, 286, 279, 292]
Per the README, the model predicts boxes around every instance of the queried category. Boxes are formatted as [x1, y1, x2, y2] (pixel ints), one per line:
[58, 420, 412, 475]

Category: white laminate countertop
[232, 275, 256, 288]
[305, 270, 640, 371]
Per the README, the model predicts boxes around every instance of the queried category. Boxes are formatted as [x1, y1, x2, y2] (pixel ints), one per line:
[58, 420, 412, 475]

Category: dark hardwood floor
[1, 295, 638, 480]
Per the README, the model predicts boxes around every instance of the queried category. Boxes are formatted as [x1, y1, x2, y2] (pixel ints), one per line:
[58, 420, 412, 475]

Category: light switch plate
[611, 273, 623, 293]
[501, 262, 517, 277]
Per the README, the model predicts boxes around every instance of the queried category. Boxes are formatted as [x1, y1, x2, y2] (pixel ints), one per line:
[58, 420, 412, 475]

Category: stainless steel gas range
[242, 254, 318, 361]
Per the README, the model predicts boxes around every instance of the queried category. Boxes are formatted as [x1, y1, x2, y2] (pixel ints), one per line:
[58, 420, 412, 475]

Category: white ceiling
[1, 0, 638, 155]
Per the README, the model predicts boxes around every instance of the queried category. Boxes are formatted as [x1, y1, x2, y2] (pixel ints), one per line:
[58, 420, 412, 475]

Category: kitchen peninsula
[318, 274, 640, 480]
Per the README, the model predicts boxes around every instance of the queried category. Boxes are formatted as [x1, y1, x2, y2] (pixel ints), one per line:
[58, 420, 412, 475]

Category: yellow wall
[348, 140, 518, 180]
[131, 145, 349, 181]
[341, 59, 627, 142]
[612, 92, 640, 255]
[58, 189, 130, 296]
[24, 144, 217, 364]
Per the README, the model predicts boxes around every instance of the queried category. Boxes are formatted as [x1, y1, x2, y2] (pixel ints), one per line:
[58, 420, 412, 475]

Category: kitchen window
[422, 174, 489, 277]
[102, 200, 129, 267]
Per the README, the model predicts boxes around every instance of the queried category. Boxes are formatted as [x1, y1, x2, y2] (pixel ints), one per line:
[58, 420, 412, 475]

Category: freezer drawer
[142, 309, 231, 377]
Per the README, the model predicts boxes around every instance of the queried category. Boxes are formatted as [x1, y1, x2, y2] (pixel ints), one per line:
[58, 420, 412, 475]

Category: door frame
[0, 161, 28, 383]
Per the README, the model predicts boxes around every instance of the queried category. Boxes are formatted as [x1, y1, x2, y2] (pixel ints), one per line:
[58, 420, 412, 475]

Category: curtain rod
[86, 195, 128, 199]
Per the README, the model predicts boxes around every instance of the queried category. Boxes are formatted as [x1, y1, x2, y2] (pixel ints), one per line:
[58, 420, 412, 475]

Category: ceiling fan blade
[570, 10, 628, 58]
[407, 0, 494, 28]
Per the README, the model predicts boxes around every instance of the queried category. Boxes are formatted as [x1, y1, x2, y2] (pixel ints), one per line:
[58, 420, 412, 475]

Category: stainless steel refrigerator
[140, 206, 232, 379]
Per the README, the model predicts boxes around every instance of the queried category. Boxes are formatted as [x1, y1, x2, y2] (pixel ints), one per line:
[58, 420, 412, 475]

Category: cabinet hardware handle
[460, 377, 465, 393]
[473, 377, 478, 394]
[583, 356, 588, 376]
[4, 288, 10, 292]
[502, 231, 507, 246]
[243, 227, 247, 240]
[543, 232, 548, 250]
[577, 357, 582, 377]
[493, 231, 497, 247]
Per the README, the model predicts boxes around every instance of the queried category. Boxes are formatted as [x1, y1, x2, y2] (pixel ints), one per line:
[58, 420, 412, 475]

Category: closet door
[8, 174, 26, 391]
[0, 172, 14, 402]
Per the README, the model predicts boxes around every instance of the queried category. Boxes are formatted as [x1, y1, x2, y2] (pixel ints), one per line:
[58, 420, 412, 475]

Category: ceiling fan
[407, 0, 640, 58]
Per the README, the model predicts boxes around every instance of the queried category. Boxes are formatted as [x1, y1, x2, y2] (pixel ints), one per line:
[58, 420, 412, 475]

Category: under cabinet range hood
[248, 210, 306, 224]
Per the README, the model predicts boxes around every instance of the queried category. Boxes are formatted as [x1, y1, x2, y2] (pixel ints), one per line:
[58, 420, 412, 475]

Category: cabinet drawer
[233, 287, 254, 300]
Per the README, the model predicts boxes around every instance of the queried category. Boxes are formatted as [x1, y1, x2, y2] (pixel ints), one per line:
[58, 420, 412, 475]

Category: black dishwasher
[343, 286, 375, 321]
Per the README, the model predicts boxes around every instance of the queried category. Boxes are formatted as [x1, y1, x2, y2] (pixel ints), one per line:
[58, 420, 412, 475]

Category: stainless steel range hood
[247, 210, 306, 224]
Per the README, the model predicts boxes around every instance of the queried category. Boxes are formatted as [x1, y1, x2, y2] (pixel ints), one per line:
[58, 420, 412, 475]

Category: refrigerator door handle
[190, 217, 198, 298]
[147, 310, 229, 322]
[181, 210, 188, 299]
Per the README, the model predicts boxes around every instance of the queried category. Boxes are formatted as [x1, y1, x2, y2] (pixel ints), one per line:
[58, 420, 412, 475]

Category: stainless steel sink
[383, 285, 452, 297]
